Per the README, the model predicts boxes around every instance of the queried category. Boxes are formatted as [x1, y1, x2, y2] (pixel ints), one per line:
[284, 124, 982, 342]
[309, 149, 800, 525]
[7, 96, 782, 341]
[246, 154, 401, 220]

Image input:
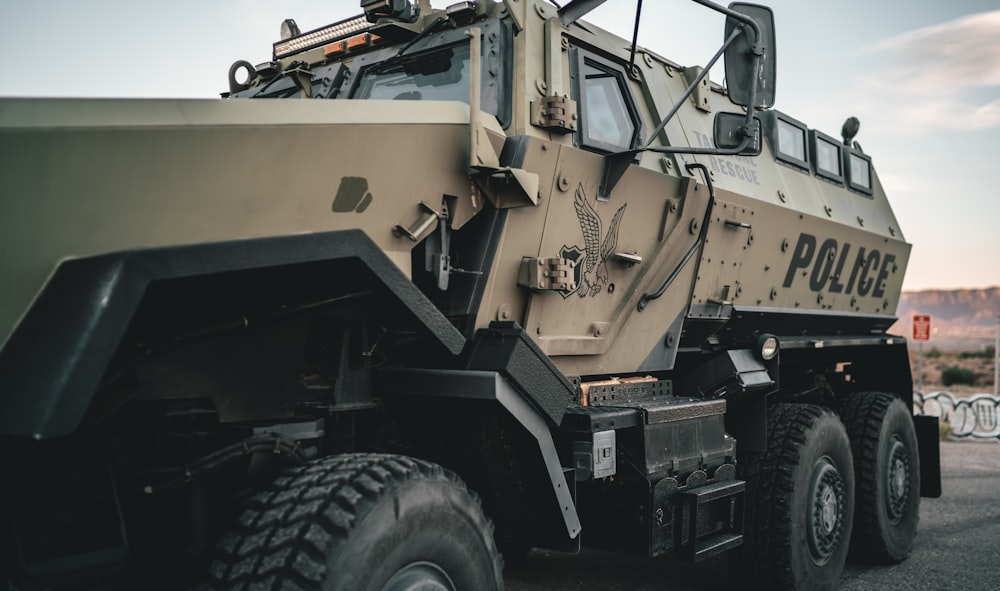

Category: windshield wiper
[396, 15, 450, 57]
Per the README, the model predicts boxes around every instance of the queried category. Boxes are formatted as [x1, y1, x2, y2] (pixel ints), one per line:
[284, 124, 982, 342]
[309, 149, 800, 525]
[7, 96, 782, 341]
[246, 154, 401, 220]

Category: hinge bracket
[531, 95, 578, 133]
[683, 66, 712, 113]
[518, 257, 577, 291]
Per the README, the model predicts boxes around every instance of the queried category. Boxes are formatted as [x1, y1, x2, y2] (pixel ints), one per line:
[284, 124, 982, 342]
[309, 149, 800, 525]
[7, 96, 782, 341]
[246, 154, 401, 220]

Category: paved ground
[505, 440, 1000, 590]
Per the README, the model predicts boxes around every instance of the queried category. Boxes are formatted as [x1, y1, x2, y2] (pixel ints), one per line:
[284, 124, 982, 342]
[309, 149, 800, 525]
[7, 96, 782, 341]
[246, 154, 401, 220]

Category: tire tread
[840, 391, 919, 563]
[735, 403, 848, 589]
[205, 453, 503, 590]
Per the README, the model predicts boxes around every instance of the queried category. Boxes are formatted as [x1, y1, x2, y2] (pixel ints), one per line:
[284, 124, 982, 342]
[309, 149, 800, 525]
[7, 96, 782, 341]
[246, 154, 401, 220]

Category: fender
[0, 229, 465, 439]
[377, 322, 583, 544]
[377, 367, 583, 543]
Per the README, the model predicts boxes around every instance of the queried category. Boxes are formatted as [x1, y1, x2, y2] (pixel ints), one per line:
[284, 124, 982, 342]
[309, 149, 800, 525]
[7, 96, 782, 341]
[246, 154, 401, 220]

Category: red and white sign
[912, 314, 932, 342]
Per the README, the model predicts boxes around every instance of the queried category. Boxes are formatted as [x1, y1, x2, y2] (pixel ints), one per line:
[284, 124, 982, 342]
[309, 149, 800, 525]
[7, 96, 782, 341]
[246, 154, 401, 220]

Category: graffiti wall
[914, 391, 1000, 441]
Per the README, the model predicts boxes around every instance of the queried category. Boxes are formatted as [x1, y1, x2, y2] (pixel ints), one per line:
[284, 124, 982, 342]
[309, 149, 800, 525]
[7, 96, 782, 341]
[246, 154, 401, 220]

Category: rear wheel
[840, 392, 920, 563]
[206, 453, 504, 591]
[735, 404, 855, 590]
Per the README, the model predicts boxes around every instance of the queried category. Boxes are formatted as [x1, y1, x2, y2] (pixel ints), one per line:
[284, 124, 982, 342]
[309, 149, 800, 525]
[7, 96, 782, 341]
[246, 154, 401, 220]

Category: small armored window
[778, 119, 806, 163]
[814, 138, 840, 176]
[810, 130, 844, 184]
[582, 63, 633, 148]
[573, 52, 642, 153]
[764, 111, 809, 171]
[847, 150, 873, 195]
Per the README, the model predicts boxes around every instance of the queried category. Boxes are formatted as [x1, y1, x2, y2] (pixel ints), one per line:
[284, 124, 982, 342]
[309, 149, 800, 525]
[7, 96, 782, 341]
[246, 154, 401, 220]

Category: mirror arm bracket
[645, 27, 741, 148]
[599, 132, 754, 198]
[599, 150, 640, 199]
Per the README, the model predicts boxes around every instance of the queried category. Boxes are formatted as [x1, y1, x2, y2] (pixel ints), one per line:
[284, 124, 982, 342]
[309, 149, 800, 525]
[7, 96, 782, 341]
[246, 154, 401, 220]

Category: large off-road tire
[206, 453, 504, 591]
[734, 404, 855, 590]
[840, 392, 920, 564]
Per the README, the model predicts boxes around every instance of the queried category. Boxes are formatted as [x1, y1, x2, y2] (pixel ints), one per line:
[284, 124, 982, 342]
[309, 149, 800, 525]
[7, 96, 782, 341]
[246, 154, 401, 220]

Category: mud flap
[913, 414, 942, 498]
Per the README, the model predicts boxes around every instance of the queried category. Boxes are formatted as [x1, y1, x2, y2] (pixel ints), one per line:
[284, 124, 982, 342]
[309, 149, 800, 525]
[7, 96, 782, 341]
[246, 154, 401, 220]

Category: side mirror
[714, 112, 762, 156]
[600, 0, 778, 198]
[724, 3, 776, 109]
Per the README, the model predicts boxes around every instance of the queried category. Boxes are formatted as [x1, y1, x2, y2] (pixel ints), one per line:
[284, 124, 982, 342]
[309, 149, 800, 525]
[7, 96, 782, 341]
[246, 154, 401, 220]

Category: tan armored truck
[0, 1, 940, 589]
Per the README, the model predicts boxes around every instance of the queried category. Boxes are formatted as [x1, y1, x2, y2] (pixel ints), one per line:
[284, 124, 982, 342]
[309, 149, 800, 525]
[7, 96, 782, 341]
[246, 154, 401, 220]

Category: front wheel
[736, 404, 855, 590]
[841, 392, 921, 563]
[206, 453, 504, 591]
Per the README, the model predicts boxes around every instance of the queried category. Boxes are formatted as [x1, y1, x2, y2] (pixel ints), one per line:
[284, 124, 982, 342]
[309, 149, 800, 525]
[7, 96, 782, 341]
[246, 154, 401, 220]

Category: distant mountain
[890, 287, 1000, 351]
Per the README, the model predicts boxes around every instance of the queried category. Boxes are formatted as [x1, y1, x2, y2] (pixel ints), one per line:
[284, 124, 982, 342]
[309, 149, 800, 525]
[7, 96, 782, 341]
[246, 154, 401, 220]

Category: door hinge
[531, 95, 578, 133]
[518, 257, 577, 291]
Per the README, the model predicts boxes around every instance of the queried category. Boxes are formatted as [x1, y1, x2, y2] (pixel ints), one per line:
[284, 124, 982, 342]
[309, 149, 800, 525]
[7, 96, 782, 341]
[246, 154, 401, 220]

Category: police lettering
[782, 233, 896, 298]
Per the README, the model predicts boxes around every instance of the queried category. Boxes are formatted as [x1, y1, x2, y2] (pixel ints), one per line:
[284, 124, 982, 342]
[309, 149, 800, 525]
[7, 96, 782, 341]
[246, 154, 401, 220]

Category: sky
[1, 0, 998, 292]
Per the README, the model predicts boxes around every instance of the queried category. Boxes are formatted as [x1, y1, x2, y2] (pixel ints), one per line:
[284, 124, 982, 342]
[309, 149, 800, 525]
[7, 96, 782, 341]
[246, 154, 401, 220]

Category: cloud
[861, 10, 1000, 90]
[853, 10, 1000, 134]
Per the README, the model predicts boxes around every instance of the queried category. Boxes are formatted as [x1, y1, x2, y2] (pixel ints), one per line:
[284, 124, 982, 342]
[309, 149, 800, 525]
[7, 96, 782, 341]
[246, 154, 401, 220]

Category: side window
[763, 110, 810, 171]
[847, 149, 873, 196]
[574, 52, 642, 153]
[810, 130, 845, 185]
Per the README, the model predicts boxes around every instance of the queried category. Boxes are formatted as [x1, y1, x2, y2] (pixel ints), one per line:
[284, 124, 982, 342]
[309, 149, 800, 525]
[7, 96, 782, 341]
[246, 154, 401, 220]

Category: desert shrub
[941, 366, 977, 386]
[925, 347, 943, 359]
[939, 418, 953, 441]
[958, 346, 995, 360]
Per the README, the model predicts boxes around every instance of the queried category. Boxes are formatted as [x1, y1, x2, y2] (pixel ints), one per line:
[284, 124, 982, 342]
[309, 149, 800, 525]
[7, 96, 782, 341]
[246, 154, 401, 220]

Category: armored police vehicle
[0, 1, 940, 589]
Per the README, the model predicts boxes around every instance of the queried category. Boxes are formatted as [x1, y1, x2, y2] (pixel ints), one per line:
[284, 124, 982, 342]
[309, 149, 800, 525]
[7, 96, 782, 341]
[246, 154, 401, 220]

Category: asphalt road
[505, 441, 1000, 591]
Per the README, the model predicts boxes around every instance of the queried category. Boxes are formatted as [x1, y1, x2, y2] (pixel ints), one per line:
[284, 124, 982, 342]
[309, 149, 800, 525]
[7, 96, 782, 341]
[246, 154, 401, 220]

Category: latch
[518, 257, 577, 291]
[612, 251, 643, 267]
[572, 430, 617, 481]
[530, 95, 578, 133]
[393, 201, 446, 242]
[707, 284, 734, 306]
[424, 212, 482, 291]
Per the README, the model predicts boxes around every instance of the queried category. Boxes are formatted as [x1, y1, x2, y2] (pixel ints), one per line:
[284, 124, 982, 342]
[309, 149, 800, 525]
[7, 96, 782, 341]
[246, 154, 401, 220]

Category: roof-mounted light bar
[273, 14, 370, 60]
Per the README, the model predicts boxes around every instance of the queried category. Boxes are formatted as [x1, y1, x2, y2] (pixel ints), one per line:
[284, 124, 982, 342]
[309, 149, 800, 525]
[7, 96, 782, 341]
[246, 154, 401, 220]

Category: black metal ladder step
[675, 479, 745, 562]
[678, 478, 745, 502]
[690, 531, 743, 561]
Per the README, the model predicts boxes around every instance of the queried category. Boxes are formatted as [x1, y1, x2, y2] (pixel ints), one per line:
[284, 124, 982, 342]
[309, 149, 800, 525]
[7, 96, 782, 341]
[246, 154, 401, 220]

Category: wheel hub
[382, 561, 456, 591]
[885, 436, 911, 523]
[819, 485, 838, 532]
[808, 458, 846, 564]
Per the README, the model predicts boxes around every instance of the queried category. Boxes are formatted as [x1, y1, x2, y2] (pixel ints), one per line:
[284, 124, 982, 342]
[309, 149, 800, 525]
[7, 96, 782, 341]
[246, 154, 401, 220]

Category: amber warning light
[324, 33, 382, 57]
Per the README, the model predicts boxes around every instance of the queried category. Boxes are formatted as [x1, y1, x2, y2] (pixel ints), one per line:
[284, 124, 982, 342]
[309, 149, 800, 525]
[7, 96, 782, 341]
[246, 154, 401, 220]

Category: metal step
[674, 478, 745, 562]
[688, 531, 743, 561]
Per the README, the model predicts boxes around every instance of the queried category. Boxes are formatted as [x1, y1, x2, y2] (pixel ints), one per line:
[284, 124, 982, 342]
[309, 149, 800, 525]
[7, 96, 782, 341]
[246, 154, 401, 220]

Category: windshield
[354, 44, 471, 102]
[231, 17, 511, 125]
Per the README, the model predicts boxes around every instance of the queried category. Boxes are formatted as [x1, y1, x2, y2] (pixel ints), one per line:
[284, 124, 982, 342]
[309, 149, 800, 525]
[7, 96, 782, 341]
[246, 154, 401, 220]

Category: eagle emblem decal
[557, 184, 627, 298]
